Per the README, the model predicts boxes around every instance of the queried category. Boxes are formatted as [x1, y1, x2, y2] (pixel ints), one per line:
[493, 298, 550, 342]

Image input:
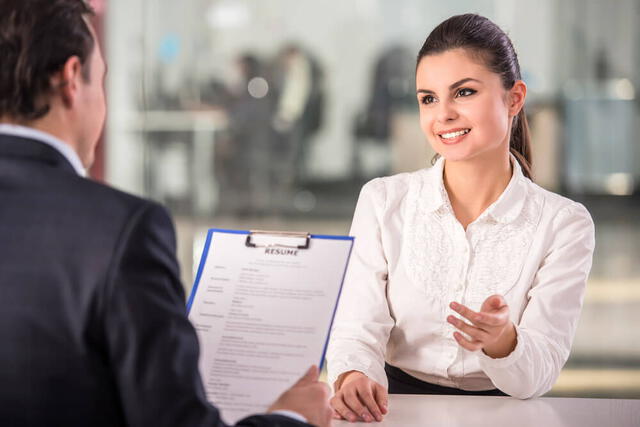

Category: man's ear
[49, 55, 83, 108]
[508, 80, 527, 117]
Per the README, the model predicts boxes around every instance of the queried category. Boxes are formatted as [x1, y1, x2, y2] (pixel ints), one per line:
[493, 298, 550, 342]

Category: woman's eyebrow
[416, 77, 482, 95]
[449, 77, 481, 89]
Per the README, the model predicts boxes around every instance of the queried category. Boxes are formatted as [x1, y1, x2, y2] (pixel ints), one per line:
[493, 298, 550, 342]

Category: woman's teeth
[441, 129, 470, 139]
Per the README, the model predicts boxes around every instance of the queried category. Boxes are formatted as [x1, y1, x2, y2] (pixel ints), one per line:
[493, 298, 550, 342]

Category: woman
[326, 13, 595, 423]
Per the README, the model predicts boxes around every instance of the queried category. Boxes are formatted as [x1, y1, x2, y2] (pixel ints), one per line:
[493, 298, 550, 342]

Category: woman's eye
[420, 95, 436, 105]
[456, 88, 476, 97]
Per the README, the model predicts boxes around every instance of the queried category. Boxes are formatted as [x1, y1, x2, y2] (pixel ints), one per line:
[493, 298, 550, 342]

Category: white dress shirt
[327, 155, 595, 399]
[0, 124, 86, 176]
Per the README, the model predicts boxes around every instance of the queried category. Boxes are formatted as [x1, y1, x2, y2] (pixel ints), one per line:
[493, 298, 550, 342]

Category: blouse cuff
[477, 324, 525, 369]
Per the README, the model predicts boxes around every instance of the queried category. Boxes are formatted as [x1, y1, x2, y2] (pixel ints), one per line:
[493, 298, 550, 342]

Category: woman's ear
[508, 80, 527, 117]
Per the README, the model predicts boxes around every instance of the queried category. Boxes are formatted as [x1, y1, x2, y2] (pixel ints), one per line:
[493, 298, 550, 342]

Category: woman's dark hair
[417, 14, 532, 180]
[0, 0, 95, 121]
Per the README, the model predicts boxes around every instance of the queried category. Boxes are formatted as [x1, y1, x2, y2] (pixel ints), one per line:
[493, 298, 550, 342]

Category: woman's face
[415, 48, 524, 163]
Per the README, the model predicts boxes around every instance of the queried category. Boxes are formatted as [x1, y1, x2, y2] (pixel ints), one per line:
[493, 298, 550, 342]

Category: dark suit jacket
[0, 134, 310, 427]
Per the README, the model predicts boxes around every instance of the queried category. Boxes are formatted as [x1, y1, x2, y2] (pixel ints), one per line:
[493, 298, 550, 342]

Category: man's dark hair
[0, 0, 95, 120]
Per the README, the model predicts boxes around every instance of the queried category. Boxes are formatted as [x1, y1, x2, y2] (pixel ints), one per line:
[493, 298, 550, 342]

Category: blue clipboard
[186, 228, 354, 371]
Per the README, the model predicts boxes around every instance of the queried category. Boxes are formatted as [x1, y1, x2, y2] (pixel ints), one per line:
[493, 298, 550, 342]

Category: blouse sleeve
[326, 178, 395, 389]
[477, 201, 596, 398]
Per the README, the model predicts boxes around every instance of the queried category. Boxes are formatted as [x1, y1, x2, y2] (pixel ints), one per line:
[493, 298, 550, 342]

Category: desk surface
[332, 394, 640, 427]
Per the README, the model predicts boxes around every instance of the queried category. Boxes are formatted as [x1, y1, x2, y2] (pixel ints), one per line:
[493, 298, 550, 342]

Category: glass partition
[104, 0, 640, 398]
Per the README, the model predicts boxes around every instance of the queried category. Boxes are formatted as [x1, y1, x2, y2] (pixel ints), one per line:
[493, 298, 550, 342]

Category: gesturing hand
[447, 294, 517, 359]
[330, 371, 388, 423]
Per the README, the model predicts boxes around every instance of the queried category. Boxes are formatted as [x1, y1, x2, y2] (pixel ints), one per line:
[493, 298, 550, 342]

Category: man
[0, 1, 331, 426]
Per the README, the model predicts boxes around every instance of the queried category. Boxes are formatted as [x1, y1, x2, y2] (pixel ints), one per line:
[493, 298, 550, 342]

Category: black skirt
[385, 364, 507, 396]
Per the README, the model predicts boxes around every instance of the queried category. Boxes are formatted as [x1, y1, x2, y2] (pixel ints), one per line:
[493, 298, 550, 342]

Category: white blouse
[326, 155, 595, 399]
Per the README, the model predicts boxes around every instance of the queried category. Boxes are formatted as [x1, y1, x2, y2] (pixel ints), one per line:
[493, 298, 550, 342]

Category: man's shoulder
[73, 176, 153, 210]
[68, 174, 164, 215]
[49, 174, 173, 240]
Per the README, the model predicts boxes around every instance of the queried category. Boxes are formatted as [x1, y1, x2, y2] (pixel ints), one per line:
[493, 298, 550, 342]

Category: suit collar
[0, 133, 79, 176]
[0, 125, 85, 176]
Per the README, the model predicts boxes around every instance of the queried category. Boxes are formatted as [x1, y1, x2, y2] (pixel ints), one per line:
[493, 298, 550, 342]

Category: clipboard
[186, 228, 353, 423]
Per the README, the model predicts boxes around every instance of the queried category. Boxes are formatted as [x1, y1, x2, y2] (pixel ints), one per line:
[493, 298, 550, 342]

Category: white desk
[332, 394, 640, 427]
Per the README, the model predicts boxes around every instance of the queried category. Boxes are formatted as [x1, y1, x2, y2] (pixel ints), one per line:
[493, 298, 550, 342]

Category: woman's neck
[443, 151, 512, 230]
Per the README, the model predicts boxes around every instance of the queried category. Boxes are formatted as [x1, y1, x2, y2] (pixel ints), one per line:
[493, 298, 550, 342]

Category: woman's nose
[436, 100, 458, 123]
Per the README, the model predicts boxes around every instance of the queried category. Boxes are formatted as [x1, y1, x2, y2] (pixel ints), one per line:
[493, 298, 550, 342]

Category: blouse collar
[422, 153, 528, 225]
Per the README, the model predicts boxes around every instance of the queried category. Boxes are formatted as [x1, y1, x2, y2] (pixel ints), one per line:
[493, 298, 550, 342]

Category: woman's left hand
[447, 294, 517, 358]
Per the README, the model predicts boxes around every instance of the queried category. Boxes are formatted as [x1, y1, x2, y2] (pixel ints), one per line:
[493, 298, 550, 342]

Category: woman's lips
[438, 128, 471, 145]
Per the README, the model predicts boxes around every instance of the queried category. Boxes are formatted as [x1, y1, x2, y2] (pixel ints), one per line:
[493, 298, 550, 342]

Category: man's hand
[447, 294, 517, 358]
[268, 365, 332, 427]
[330, 371, 388, 423]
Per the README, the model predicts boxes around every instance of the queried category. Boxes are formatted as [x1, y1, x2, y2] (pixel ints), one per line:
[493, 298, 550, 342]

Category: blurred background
[89, 0, 639, 398]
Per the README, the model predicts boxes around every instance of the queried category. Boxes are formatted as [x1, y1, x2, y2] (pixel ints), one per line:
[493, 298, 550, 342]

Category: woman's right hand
[330, 371, 388, 423]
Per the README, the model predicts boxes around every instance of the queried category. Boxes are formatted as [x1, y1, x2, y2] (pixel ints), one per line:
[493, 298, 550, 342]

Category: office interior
[91, 0, 640, 398]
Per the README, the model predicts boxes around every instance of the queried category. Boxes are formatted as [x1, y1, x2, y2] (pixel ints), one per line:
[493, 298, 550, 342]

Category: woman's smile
[437, 128, 471, 144]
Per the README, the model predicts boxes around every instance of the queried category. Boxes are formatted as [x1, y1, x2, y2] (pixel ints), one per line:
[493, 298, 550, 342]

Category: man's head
[0, 0, 106, 168]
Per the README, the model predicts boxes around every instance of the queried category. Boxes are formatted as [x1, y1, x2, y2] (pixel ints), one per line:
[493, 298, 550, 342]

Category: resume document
[187, 230, 353, 423]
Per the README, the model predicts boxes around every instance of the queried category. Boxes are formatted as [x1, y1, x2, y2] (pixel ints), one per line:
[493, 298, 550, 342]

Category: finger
[358, 386, 384, 421]
[321, 381, 332, 394]
[330, 394, 358, 423]
[332, 408, 345, 420]
[447, 315, 490, 341]
[452, 301, 509, 329]
[480, 294, 507, 313]
[294, 365, 318, 386]
[373, 383, 389, 415]
[323, 406, 334, 427]
[486, 294, 506, 309]
[317, 382, 331, 401]
[453, 331, 483, 351]
[475, 308, 509, 327]
[344, 389, 375, 422]
[449, 302, 481, 324]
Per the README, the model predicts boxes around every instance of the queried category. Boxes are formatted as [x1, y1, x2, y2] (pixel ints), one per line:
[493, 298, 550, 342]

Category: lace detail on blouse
[466, 191, 544, 307]
[403, 167, 544, 309]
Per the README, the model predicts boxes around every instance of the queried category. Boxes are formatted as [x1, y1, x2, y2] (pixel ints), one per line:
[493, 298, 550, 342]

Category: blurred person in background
[327, 13, 595, 423]
[0, 1, 331, 426]
[223, 53, 274, 216]
[270, 44, 324, 213]
[351, 45, 414, 179]
[353, 45, 414, 143]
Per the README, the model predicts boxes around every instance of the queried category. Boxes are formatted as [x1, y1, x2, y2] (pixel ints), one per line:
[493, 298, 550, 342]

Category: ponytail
[510, 108, 533, 180]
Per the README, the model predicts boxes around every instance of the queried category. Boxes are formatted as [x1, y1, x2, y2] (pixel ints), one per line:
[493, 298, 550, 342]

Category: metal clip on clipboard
[245, 230, 311, 250]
